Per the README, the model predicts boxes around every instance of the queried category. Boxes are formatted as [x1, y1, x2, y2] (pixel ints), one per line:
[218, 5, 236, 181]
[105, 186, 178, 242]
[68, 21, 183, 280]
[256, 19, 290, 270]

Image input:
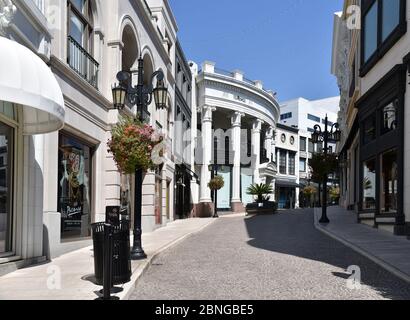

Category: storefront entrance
[216, 166, 231, 210]
[58, 133, 93, 240]
[277, 187, 296, 209]
[0, 120, 13, 255]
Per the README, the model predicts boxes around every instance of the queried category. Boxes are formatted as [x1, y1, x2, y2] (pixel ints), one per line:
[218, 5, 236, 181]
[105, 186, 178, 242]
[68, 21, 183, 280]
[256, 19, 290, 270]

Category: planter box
[245, 202, 278, 216]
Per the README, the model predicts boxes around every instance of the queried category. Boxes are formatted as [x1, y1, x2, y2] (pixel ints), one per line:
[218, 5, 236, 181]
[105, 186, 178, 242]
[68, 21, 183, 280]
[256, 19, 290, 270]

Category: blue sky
[168, 0, 344, 103]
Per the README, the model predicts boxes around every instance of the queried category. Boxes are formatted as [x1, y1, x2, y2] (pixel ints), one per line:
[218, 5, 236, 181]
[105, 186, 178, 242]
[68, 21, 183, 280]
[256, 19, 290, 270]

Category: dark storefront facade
[357, 65, 407, 234]
[58, 133, 93, 240]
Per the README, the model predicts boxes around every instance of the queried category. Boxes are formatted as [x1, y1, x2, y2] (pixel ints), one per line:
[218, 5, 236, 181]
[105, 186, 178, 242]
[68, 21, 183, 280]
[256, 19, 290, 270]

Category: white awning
[0, 36, 65, 135]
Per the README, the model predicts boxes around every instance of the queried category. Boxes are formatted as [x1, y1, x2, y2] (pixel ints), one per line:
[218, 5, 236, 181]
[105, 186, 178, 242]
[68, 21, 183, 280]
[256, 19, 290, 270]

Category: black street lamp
[208, 164, 220, 218]
[112, 56, 168, 260]
[311, 115, 341, 224]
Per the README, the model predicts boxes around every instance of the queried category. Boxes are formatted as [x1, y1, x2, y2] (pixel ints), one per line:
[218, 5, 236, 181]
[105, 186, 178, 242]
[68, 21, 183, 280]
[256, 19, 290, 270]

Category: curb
[313, 209, 410, 284]
[118, 219, 217, 300]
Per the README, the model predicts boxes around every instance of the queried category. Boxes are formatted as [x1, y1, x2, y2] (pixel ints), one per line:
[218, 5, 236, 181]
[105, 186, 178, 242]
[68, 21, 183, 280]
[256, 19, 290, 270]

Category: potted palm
[246, 183, 277, 215]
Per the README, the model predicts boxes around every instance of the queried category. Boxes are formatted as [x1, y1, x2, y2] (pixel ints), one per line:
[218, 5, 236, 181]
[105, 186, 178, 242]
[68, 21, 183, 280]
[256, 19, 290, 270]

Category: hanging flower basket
[107, 116, 164, 174]
[208, 176, 225, 191]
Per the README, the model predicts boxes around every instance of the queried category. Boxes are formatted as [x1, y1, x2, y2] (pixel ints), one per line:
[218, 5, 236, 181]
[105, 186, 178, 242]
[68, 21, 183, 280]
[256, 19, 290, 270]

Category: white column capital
[231, 112, 245, 128]
[265, 126, 275, 139]
[199, 105, 216, 123]
[252, 119, 263, 133]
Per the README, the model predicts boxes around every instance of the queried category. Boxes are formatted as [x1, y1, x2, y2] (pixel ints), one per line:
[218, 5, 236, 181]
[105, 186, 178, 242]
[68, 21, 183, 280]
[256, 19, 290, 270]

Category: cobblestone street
[130, 210, 410, 300]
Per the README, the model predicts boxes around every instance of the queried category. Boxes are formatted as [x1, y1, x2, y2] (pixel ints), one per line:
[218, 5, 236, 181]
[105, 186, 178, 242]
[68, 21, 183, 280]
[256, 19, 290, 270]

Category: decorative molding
[252, 119, 263, 133]
[231, 112, 244, 128]
[200, 105, 216, 123]
[0, 0, 16, 35]
[202, 81, 277, 118]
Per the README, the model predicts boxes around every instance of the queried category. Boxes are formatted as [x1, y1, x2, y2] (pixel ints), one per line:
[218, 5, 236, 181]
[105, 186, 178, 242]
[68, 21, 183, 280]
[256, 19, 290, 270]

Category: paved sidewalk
[0, 218, 215, 300]
[314, 206, 410, 283]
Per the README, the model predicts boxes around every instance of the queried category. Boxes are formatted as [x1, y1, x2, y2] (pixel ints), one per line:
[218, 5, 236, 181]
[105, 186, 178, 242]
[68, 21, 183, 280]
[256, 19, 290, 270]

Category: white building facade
[280, 97, 340, 189]
[0, 0, 179, 274]
[191, 62, 280, 216]
[274, 124, 301, 209]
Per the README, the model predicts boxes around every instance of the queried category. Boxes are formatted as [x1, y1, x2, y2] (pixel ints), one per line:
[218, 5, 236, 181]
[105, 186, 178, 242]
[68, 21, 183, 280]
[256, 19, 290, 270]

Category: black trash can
[91, 221, 132, 286]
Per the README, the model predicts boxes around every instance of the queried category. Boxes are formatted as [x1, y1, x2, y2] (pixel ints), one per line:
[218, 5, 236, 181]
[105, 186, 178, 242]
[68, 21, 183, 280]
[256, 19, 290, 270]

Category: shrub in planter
[107, 116, 164, 174]
[245, 201, 278, 216]
[246, 183, 273, 203]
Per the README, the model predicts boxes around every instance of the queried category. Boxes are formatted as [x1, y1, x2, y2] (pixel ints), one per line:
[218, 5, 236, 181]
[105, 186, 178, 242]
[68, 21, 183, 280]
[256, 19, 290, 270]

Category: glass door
[0, 123, 13, 256]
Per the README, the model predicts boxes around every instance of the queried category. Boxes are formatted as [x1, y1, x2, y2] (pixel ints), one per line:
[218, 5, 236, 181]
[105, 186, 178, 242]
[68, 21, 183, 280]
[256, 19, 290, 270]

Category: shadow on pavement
[244, 209, 410, 300]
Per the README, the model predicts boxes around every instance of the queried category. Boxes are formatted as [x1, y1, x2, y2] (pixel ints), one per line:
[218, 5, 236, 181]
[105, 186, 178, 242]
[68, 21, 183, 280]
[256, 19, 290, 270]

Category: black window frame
[307, 114, 321, 123]
[300, 137, 307, 152]
[360, 0, 407, 76]
[357, 64, 406, 227]
[280, 112, 292, 121]
[288, 152, 296, 176]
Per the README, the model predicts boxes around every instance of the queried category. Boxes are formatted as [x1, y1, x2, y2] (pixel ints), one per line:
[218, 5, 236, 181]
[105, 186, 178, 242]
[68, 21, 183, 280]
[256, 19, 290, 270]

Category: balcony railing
[67, 36, 99, 89]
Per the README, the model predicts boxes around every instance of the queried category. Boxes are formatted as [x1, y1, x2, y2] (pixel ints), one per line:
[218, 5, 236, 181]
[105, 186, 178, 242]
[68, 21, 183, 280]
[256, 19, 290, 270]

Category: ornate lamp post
[111, 56, 168, 260]
[311, 115, 341, 224]
[208, 164, 220, 218]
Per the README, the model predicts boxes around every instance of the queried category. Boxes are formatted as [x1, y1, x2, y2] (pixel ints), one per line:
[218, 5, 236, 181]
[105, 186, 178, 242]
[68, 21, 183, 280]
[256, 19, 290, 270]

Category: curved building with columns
[191, 61, 280, 216]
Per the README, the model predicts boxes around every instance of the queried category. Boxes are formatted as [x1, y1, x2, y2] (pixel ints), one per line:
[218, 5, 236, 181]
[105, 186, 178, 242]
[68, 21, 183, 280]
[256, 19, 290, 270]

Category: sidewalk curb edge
[313, 209, 410, 285]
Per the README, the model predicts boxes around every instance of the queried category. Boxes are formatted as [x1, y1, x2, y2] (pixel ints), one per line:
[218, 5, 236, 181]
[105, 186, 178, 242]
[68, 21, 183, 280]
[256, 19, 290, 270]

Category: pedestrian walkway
[0, 218, 215, 300]
[131, 209, 410, 300]
[314, 206, 410, 283]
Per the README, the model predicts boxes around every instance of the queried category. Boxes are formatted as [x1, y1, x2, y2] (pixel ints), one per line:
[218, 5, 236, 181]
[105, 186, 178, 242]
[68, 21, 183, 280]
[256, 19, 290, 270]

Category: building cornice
[64, 96, 110, 132]
[49, 55, 112, 111]
[199, 80, 278, 126]
[134, 0, 172, 67]
[198, 72, 279, 111]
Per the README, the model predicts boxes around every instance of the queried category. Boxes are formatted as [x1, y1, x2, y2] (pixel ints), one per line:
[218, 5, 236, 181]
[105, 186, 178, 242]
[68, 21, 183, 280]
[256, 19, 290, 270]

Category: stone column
[251, 119, 263, 184]
[199, 106, 216, 215]
[265, 127, 274, 162]
[231, 112, 245, 212]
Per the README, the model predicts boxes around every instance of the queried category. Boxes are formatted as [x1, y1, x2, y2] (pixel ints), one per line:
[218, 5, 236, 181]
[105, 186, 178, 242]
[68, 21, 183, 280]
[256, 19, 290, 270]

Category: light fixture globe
[153, 80, 168, 110]
[311, 131, 320, 144]
[332, 128, 342, 142]
[112, 84, 127, 110]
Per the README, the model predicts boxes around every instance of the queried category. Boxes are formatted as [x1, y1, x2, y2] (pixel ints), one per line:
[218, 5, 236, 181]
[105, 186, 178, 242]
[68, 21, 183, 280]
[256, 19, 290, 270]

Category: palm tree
[247, 183, 273, 203]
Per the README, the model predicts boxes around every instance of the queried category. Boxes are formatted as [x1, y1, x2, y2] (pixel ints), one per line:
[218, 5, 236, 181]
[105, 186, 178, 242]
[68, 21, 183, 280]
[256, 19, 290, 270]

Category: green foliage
[208, 175, 225, 191]
[303, 185, 317, 197]
[329, 186, 340, 201]
[107, 116, 164, 174]
[247, 183, 274, 203]
[309, 153, 339, 184]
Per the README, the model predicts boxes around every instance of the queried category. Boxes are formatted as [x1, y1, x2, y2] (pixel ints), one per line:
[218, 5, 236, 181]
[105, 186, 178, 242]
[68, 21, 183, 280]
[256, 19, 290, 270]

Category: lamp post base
[319, 216, 330, 224]
[131, 247, 147, 260]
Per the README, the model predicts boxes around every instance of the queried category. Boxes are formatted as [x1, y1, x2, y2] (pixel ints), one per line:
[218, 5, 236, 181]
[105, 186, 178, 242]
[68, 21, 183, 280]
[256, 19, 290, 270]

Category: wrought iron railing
[214, 68, 234, 77]
[67, 36, 99, 89]
[213, 68, 271, 94]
